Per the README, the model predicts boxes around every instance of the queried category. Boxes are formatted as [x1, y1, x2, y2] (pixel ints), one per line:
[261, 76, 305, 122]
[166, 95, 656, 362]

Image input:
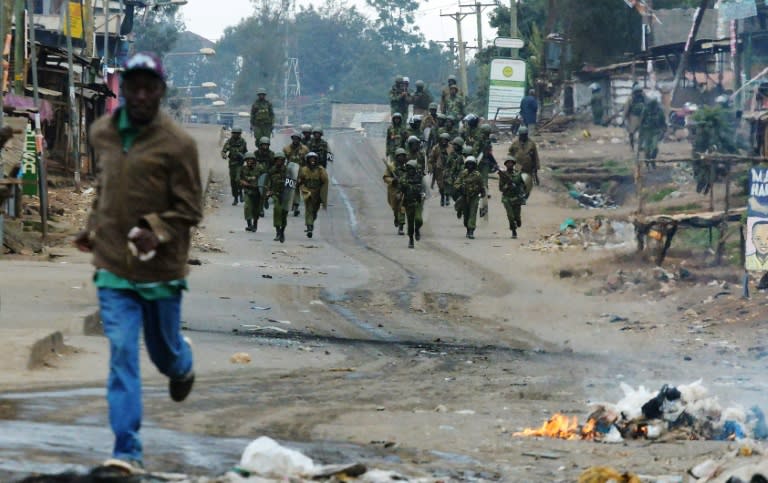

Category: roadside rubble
[14, 436, 441, 482]
[514, 380, 768, 444]
[524, 216, 633, 252]
[568, 181, 617, 209]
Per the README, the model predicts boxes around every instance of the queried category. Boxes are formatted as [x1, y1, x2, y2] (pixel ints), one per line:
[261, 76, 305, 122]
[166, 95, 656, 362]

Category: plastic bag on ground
[236, 436, 315, 477]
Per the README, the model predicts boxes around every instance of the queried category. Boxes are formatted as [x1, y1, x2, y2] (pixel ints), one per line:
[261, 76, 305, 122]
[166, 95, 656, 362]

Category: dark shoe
[512, 229, 517, 239]
[415, 229, 421, 241]
[246, 220, 254, 232]
[408, 237, 414, 248]
[468, 229, 475, 240]
[307, 225, 313, 238]
[279, 228, 285, 243]
[517, 220, 522, 227]
[273, 230, 280, 241]
[264, 199, 269, 209]
[398, 225, 404, 236]
[293, 205, 300, 217]
[466, 229, 471, 239]
[232, 199, 238, 206]
[169, 370, 195, 402]
[440, 197, 445, 207]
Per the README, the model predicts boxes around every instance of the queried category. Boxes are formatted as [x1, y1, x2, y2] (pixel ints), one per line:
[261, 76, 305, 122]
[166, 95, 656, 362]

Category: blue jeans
[98, 288, 193, 463]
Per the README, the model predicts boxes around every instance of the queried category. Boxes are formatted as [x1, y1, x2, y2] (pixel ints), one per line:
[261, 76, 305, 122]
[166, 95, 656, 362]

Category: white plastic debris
[236, 436, 315, 477]
[603, 425, 623, 443]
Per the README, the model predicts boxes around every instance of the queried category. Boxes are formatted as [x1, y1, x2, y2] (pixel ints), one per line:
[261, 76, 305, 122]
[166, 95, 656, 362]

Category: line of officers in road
[220, 124, 333, 242]
[383, 104, 542, 248]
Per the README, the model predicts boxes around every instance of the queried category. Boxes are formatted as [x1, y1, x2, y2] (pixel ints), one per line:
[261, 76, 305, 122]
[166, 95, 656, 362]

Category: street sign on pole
[494, 37, 525, 49]
[487, 58, 526, 120]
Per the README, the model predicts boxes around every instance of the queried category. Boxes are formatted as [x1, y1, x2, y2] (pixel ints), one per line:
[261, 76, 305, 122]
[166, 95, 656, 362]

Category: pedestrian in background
[74, 52, 201, 475]
[519, 89, 538, 135]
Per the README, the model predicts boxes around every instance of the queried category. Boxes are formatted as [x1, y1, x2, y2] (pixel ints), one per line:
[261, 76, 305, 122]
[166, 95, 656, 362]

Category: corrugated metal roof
[653, 8, 721, 46]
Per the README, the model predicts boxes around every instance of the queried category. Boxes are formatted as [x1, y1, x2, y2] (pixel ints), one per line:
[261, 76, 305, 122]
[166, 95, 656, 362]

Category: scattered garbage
[569, 181, 617, 209]
[250, 306, 271, 311]
[233, 436, 316, 478]
[525, 216, 634, 252]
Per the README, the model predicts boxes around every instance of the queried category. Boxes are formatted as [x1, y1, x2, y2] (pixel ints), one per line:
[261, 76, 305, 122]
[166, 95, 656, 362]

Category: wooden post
[716, 168, 731, 265]
[708, 159, 715, 212]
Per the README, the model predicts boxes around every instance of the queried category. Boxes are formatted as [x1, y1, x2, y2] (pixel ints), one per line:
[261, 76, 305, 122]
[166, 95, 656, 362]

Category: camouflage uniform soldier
[389, 75, 410, 115]
[461, 114, 481, 151]
[254, 136, 275, 168]
[623, 84, 646, 151]
[411, 80, 433, 116]
[240, 152, 269, 232]
[499, 157, 528, 239]
[441, 75, 463, 113]
[439, 115, 459, 140]
[421, 103, 440, 150]
[284, 132, 309, 216]
[307, 127, 333, 168]
[298, 152, 329, 239]
[399, 160, 426, 248]
[386, 113, 407, 159]
[383, 148, 408, 235]
[407, 116, 423, 140]
[443, 84, 466, 119]
[454, 156, 486, 239]
[406, 135, 426, 174]
[250, 88, 275, 141]
[300, 124, 313, 146]
[266, 153, 289, 243]
[429, 133, 452, 206]
[638, 98, 667, 169]
[507, 126, 540, 187]
[475, 124, 495, 193]
[444, 136, 465, 203]
[221, 126, 248, 205]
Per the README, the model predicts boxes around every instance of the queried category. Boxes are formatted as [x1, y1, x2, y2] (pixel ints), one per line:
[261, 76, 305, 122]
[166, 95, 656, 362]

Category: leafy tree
[364, 0, 422, 51]
[132, 6, 185, 57]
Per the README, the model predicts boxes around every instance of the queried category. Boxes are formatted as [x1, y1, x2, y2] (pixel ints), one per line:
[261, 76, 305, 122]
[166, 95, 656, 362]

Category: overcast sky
[182, 0, 496, 48]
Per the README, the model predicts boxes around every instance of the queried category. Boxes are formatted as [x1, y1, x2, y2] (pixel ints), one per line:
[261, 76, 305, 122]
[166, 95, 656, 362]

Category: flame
[514, 413, 598, 440]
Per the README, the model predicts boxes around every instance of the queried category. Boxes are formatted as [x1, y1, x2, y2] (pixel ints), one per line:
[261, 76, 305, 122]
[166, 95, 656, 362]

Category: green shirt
[95, 108, 188, 300]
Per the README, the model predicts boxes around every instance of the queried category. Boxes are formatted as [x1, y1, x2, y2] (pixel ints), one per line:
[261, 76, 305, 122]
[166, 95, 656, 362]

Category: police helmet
[406, 159, 419, 169]
[231, 127, 243, 134]
[407, 135, 420, 145]
[465, 156, 477, 165]
[257, 87, 267, 95]
[395, 75, 404, 83]
[274, 152, 286, 160]
[243, 152, 256, 160]
[464, 113, 479, 127]
[402, 76, 410, 84]
[452, 136, 465, 146]
[312, 126, 323, 135]
[258, 136, 270, 145]
[437, 113, 447, 121]
[480, 124, 492, 133]
[448, 75, 457, 84]
[300, 124, 312, 133]
[392, 112, 403, 120]
[305, 151, 319, 161]
[290, 131, 302, 139]
[632, 84, 643, 93]
[504, 156, 516, 165]
[715, 95, 729, 106]
[439, 132, 451, 141]
[409, 115, 422, 128]
[394, 148, 407, 157]
[415, 80, 425, 87]
[446, 115, 456, 123]
[518, 126, 529, 135]
[429, 102, 438, 110]
[462, 145, 474, 155]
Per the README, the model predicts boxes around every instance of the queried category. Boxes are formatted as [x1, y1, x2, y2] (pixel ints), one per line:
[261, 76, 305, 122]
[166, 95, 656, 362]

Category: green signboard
[21, 123, 38, 196]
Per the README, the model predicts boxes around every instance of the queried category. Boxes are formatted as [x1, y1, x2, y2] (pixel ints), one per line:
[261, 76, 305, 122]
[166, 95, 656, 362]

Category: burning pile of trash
[524, 216, 634, 252]
[515, 380, 768, 444]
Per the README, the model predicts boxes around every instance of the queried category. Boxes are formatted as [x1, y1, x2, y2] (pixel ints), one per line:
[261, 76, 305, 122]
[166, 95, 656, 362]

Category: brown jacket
[86, 110, 203, 282]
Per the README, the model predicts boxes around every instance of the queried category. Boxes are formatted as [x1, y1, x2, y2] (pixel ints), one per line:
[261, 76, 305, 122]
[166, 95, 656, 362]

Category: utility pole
[645, 0, 655, 88]
[65, 0, 81, 190]
[84, 0, 94, 58]
[510, 0, 518, 58]
[13, 0, 24, 94]
[670, 0, 708, 104]
[459, 2, 495, 51]
[27, 0, 47, 242]
[441, 11, 470, 96]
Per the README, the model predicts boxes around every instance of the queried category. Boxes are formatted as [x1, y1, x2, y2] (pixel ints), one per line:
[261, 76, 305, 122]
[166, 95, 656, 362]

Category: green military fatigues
[407, 148, 427, 174]
[254, 148, 275, 169]
[250, 99, 274, 141]
[222, 136, 248, 201]
[411, 88, 433, 115]
[454, 168, 485, 230]
[399, 168, 424, 241]
[390, 84, 410, 115]
[429, 143, 450, 197]
[499, 169, 527, 233]
[638, 101, 666, 169]
[446, 147, 464, 200]
[386, 124, 407, 159]
[508, 139, 540, 178]
[240, 160, 269, 228]
[443, 94, 466, 119]
[298, 164, 329, 228]
[308, 138, 332, 168]
[590, 92, 604, 126]
[267, 163, 289, 233]
[383, 160, 406, 229]
[623, 94, 645, 150]
[284, 142, 309, 214]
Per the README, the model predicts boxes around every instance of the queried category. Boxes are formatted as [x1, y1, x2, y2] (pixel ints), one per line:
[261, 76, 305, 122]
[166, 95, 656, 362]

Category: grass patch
[661, 202, 702, 214]
[603, 159, 632, 176]
[674, 226, 742, 267]
[648, 187, 676, 203]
